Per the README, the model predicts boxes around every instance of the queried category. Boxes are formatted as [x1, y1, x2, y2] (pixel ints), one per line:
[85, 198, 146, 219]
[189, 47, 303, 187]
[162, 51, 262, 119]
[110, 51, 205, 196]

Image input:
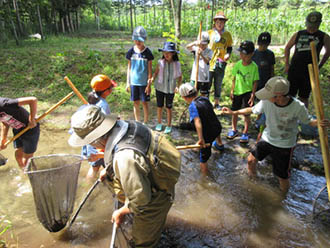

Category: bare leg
[215, 136, 223, 145]
[86, 166, 100, 179]
[15, 148, 33, 169]
[278, 177, 290, 194]
[232, 114, 238, 131]
[166, 108, 172, 127]
[243, 115, 250, 134]
[157, 107, 162, 124]
[200, 162, 209, 176]
[247, 153, 257, 177]
[133, 100, 140, 122]
[142, 101, 149, 123]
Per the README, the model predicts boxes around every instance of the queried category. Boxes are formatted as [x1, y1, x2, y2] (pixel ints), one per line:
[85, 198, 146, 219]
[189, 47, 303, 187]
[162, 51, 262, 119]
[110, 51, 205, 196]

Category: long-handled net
[25, 154, 82, 232]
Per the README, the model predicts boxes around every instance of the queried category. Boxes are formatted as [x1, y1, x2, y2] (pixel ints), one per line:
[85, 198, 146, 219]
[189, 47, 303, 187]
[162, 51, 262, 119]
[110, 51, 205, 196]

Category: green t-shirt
[232, 60, 259, 95]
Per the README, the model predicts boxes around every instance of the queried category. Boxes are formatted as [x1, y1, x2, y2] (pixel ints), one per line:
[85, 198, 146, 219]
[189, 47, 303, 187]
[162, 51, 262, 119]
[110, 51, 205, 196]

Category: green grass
[1, 31, 329, 121]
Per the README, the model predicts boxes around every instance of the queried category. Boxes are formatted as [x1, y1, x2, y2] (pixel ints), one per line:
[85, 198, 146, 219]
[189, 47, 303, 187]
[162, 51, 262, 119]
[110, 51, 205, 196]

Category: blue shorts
[130, 85, 150, 102]
[13, 123, 40, 154]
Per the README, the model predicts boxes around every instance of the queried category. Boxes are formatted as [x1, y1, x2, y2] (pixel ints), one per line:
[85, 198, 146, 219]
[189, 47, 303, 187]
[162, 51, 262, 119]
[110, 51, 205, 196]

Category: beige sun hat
[256, 76, 290, 100]
[68, 105, 117, 147]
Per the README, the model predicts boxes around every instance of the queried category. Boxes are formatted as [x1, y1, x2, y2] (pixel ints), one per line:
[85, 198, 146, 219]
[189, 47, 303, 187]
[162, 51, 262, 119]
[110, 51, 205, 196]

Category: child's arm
[222, 107, 253, 116]
[230, 77, 236, 101]
[17, 97, 38, 128]
[150, 64, 159, 85]
[145, 60, 153, 95]
[175, 75, 183, 93]
[319, 33, 330, 69]
[199, 49, 210, 64]
[126, 60, 131, 92]
[186, 41, 197, 51]
[193, 117, 206, 147]
[248, 80, 258, 106]
[0, 123, 9, 150]
[284, 32, 298, 73]
[309, 119, 330, 128]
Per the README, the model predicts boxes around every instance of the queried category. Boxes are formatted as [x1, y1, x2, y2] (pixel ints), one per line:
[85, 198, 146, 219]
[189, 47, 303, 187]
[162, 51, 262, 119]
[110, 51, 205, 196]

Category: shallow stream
[0, 128, 329, 247]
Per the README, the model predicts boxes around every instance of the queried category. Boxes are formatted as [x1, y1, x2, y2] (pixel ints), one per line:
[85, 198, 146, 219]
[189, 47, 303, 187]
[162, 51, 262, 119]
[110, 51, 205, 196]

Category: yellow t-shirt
[208, 29, 233, 71]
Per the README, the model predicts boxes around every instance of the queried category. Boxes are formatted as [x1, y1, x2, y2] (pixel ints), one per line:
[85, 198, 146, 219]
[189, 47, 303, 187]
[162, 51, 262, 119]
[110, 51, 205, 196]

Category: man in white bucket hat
[222, 76, 329, 194]
[68, 104, 181, 247]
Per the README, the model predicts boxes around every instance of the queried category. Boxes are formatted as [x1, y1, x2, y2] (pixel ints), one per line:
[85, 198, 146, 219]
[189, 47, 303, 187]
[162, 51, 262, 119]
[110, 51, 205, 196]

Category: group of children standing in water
[1, 11, 329, 194]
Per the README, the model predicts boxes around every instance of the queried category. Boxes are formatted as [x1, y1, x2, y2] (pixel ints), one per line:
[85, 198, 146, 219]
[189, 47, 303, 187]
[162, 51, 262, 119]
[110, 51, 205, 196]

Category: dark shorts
[200, 146, 212, 163]
[231, 92, 252, 111]
[130, 85, 150, 102]
[13, 123, 40, 154]
[288, 67, 311, 99]
[250, 140, 294, 179]
[155, 90, 175, 109]
[197, 82, 211, 96]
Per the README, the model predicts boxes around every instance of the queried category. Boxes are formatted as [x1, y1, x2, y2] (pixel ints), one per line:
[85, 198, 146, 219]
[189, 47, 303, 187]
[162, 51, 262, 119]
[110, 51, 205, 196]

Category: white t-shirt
[190, 47, 213, 82]
[252, 97, 311, 148]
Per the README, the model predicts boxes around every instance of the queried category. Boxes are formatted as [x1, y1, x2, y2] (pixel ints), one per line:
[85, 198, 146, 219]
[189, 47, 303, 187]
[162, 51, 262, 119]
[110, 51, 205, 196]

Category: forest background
[0, 0, 330, 245]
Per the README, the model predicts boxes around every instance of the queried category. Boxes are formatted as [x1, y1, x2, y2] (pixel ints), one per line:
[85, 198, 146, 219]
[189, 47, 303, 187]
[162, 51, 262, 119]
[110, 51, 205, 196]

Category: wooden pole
[64, 76, 88, 104]
[309, 41, 330, 200]
[4, 92, 74, 146]
[195, 21, 202, 89]
[176, 143, 210, 150]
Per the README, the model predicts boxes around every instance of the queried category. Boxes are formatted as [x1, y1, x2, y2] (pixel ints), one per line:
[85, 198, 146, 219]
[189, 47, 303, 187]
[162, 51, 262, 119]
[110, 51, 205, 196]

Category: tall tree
[170, 0, 182, 41]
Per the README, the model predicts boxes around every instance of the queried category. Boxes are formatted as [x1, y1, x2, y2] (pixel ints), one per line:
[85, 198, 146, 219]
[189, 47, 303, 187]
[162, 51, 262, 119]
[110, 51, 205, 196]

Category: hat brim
[255, 88, 274, 100]
[158, 48, 180, 54]
[132, 36, 145, 42]
[213, 16, 228, 21]
[68, 113, 117, 147]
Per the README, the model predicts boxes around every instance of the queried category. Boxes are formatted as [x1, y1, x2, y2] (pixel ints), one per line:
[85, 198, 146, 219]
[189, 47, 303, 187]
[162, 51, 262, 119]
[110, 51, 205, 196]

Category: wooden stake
[176, 143, 210, 150]
[195, 21, 203, 89]
[64, 76, 88, 104]
[309, 41, 330, 200]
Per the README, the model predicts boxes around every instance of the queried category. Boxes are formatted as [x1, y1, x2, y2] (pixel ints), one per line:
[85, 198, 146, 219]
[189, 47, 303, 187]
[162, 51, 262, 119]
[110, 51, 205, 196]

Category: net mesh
[25, 154, 82, 232]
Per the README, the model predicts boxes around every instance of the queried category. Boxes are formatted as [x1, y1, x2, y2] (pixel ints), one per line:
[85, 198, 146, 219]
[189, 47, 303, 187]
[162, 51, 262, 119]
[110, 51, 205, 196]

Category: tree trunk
[162, 3, 165, 29]
[129, 0, 133, 32]
[170, 0, 182, 41]
[153, 4, 156, 26]
[37, 4, 44, 40]
[7, 2, 19, 45]
[12, 0, 24, 36]
[134, 5, 137, 28]
[61, 16, 65, 33]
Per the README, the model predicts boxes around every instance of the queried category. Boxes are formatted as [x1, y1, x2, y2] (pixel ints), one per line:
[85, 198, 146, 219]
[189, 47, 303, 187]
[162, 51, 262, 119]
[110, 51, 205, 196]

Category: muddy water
[0, 128, 329, 247]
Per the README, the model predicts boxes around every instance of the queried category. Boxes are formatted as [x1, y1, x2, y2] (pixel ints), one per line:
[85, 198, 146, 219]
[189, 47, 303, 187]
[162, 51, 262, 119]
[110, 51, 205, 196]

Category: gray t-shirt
[190, 47, 213, 82]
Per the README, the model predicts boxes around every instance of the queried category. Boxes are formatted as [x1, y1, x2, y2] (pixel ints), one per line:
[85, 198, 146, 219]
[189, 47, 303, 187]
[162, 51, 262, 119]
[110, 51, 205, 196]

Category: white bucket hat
[68, 105, 117, 147]
[256, 76, 290, 100]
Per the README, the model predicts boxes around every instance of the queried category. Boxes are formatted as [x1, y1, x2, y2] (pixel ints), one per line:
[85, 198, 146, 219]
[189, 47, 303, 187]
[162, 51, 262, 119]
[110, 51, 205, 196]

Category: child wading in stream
[0, 96, 40, 168]
[179, 83, 224, 176]
[151, 42, 182, 134]
[222, 76, 330, 193]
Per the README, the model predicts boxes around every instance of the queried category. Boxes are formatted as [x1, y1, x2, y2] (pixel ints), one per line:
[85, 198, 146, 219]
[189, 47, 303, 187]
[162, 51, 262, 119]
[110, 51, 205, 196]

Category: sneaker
[164, 126, 172, 134]
[240, 133, 249, 143]
[212, 141, 224, 151]
[155, 123, 163, 131]
[227, 130, 238, 139]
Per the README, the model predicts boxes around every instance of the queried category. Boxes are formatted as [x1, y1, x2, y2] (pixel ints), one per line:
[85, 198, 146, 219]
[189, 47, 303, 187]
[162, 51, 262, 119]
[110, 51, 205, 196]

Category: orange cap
[90, 74, 117, 91]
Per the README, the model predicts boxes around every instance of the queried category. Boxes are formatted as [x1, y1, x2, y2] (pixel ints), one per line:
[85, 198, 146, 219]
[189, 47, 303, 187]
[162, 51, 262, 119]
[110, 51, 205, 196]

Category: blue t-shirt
[126, 46, 154, 86]
[188, 101, 199, 122]
[252, 49, 275, 90]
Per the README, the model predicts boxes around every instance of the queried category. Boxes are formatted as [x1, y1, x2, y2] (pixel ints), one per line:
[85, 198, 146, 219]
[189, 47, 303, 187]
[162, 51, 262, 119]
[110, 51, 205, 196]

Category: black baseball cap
[258, 32, 271, 45]
[306, 11, 322, 27]
[238, 40, 255, 55]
